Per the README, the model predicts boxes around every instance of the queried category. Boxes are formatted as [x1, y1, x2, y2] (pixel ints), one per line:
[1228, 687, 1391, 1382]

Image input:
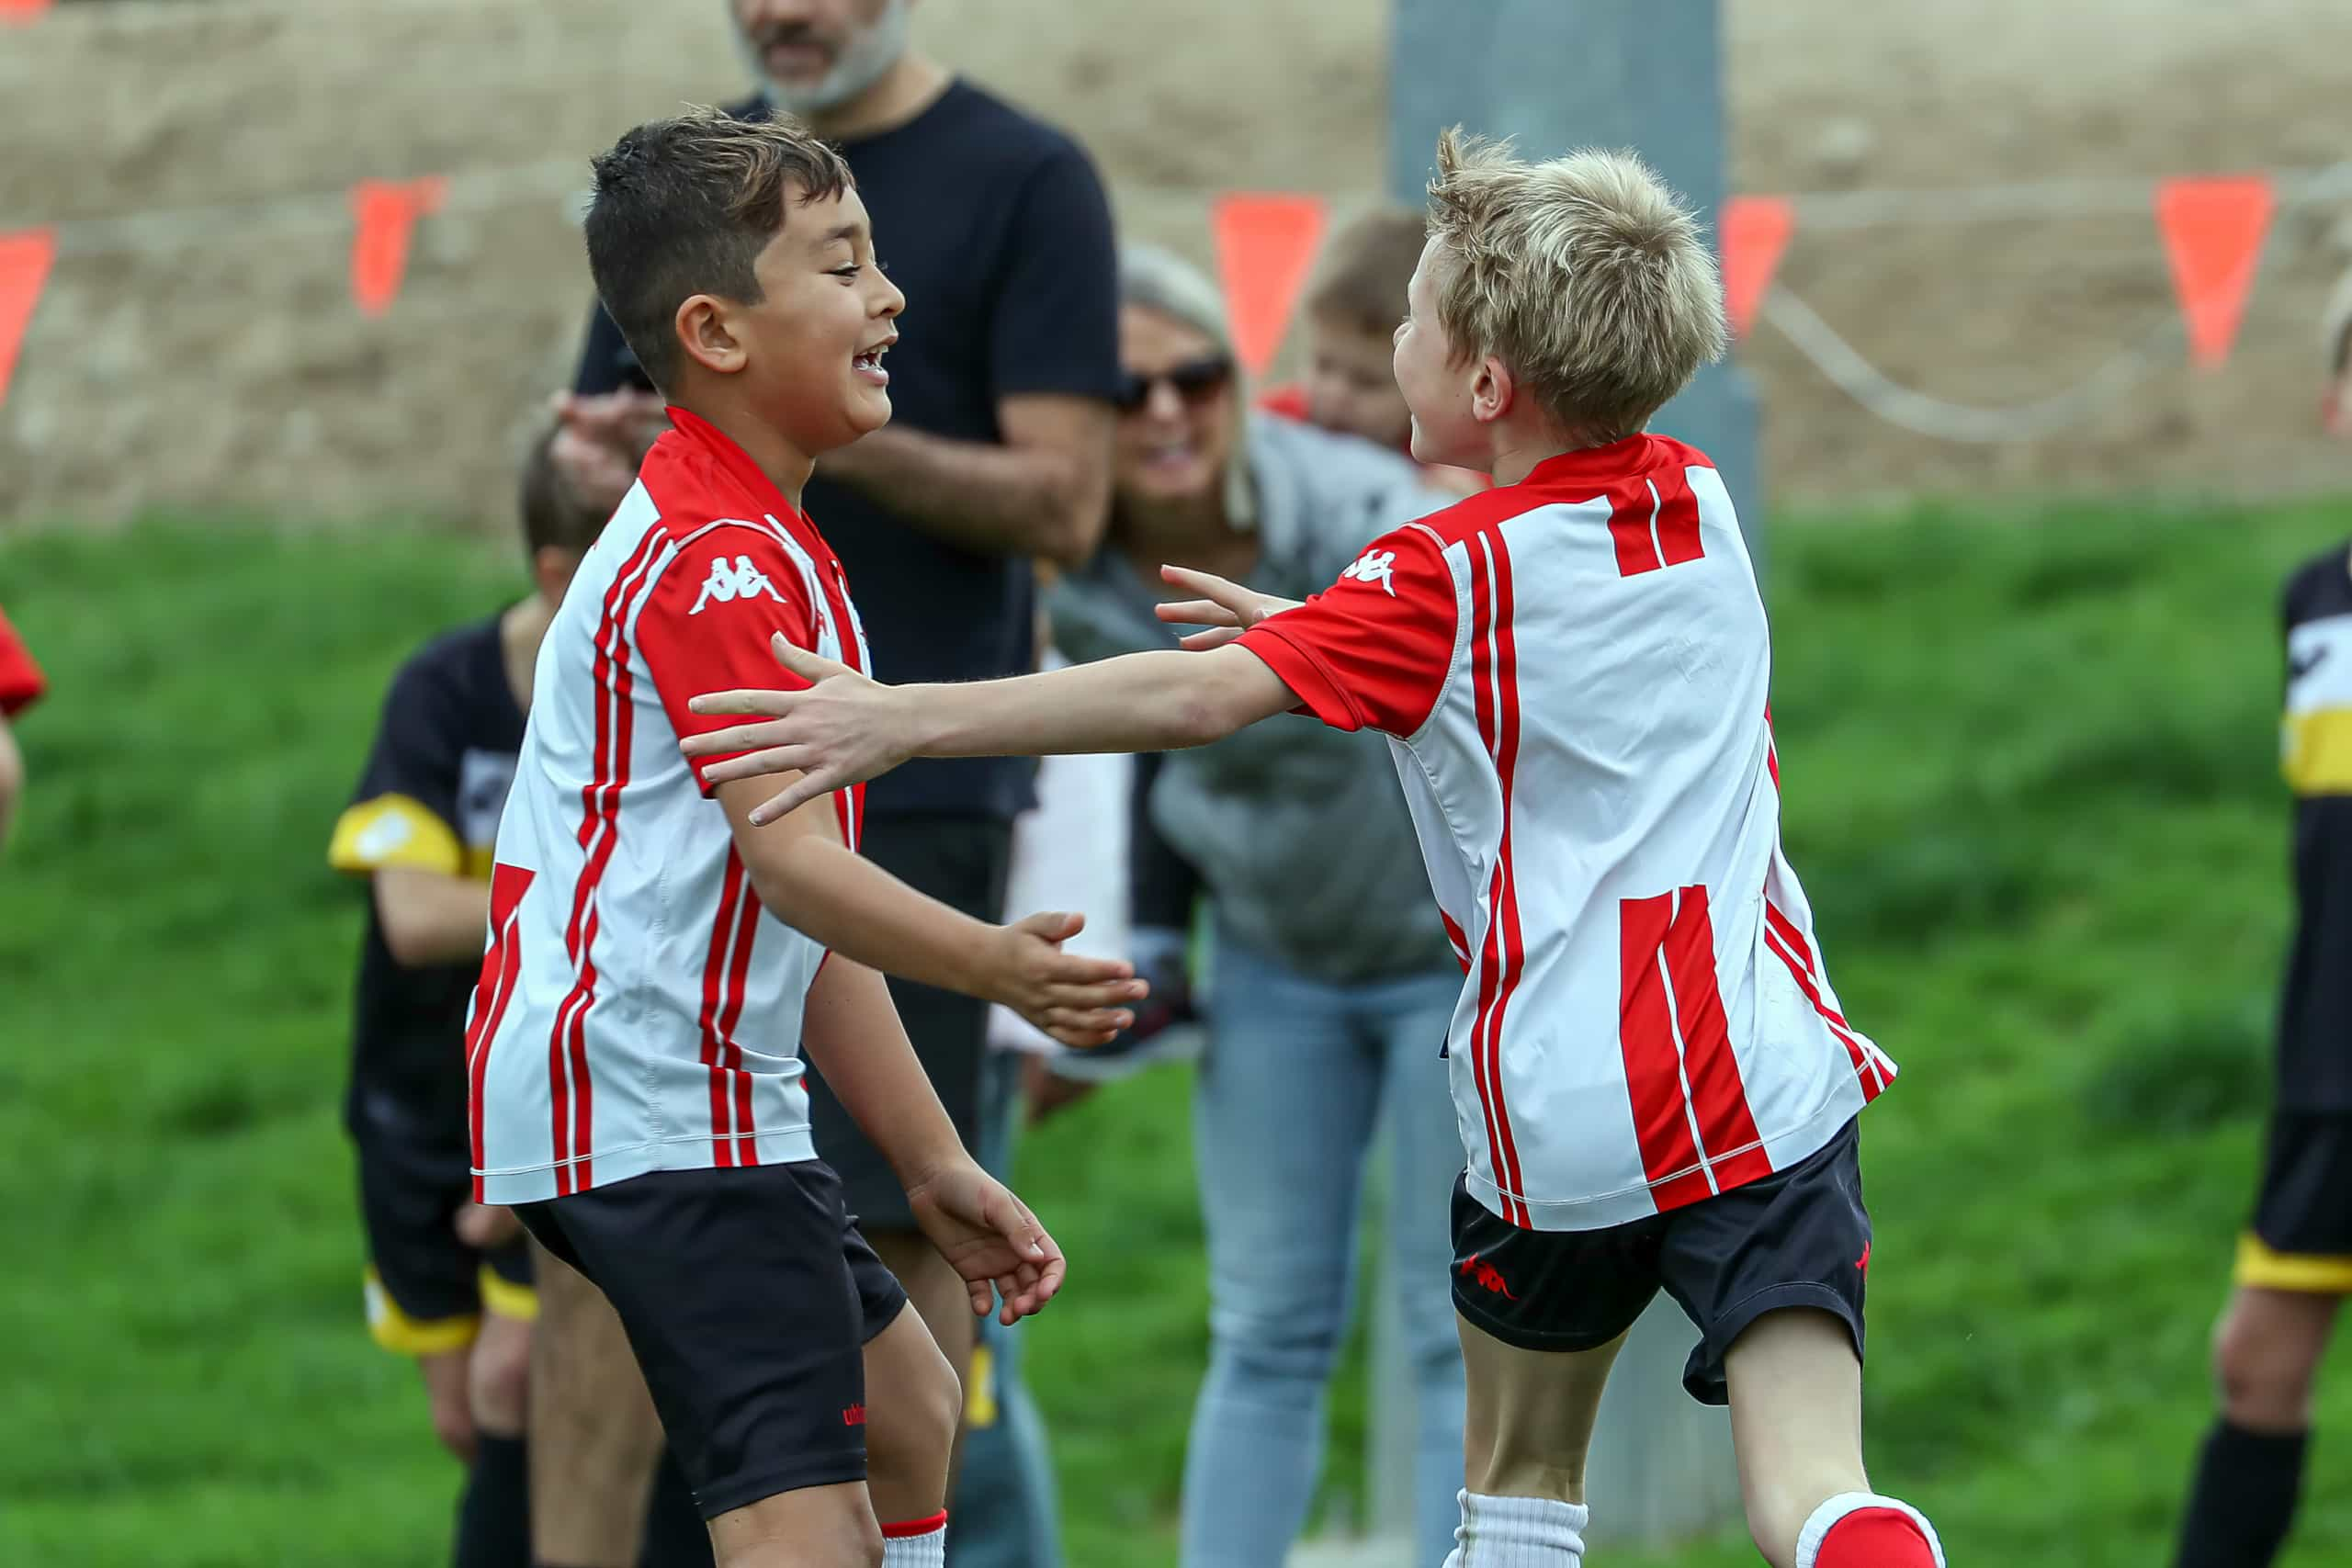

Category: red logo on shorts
[1855, 1241, 1871, 1272]
[842, 1403, 867, 1427]
[1459, 1255, 1517, 1300]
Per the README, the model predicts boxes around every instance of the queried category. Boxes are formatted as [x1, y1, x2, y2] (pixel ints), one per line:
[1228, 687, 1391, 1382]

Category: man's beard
[732, 0, 912, 118]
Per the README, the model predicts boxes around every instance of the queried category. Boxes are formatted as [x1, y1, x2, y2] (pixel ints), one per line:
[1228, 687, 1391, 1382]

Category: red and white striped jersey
[1237, 434, 1894, 1232]
[467, 408, 869, 1205]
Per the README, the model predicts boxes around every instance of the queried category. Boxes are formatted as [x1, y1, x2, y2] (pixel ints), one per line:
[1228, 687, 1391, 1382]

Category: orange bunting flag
[0, 228, 57, 410]
[1211, 193, 1329, 378]
[2155, 175, 2274, 369]
[348, 176, 448, 318]
[0, 0, 54, 23]
[1720, 196, 1793, 340]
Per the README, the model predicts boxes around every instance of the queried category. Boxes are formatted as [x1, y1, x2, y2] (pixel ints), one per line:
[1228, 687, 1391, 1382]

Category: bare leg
[865, 1230, 978, 1485]
[707, 1483, 882, 1568]
[529, 1240, 667, 1567]
[2213, 1285, 2342, 1431]
[1721, 1308, 1871, 1568]
[1457, 1314, 1623, 1503]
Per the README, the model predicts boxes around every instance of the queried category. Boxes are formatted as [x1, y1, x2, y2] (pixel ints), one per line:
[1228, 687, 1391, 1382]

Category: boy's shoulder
[2283, 540, 2352, 626]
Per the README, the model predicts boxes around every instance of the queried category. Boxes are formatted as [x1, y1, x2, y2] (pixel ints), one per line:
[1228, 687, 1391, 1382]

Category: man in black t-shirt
[561, 6, 1117, 1564]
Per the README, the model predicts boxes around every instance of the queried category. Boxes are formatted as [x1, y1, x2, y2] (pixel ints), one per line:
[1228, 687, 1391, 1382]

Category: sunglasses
[1114, 355, 1235, 413]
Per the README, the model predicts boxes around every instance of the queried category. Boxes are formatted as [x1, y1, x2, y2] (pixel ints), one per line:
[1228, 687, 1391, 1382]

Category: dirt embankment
[6, 0, 2348, 530]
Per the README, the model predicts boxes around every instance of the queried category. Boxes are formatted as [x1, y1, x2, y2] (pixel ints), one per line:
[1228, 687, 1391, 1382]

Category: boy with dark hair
[684, 129, 1948, 1568]
[469, 109, 1136, 1568]
[331, 419, 664, 1567]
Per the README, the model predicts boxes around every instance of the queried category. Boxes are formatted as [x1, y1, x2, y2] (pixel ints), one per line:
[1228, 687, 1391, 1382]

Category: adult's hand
[548, 389, 667, 520]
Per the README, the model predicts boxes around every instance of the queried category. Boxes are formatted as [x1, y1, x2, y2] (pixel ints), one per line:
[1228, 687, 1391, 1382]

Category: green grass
[6, 500, 2352, 1565]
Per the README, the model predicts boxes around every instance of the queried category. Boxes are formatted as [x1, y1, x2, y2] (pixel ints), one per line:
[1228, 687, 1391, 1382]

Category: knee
[868, 1328, 963, 1488]
[1208, 1295, 1348, 1387]
[469, 1325, 533, 1437]
[2213, 1303, 2319, 1428]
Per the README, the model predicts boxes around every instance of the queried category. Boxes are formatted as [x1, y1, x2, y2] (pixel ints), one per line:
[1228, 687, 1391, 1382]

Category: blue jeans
[1181, 936, 1467, 1568]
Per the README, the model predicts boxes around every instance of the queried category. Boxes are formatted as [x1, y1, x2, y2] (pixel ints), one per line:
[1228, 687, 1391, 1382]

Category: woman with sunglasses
[1046, 243, 1469, 1568]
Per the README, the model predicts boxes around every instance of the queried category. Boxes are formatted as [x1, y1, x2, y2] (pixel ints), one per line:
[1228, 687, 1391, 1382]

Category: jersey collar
[662, 405, 804, 524]
[1521, 434, 1665, 491]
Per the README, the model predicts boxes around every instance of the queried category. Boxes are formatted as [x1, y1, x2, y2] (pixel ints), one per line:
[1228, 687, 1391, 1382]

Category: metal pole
[1378, 0, 1751, 1551]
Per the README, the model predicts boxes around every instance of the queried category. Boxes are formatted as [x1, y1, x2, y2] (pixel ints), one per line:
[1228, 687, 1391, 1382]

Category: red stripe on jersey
[699, 852, 748, 1164]
[548, 525, 671, 1190]
[1607, 490, 1663, 576]
[718, 867, 763, 1166]
[1764, 705, 1780, 791]
[1651, 468, 1705, 567]
[1463, 540, 1521, 1224]
[1619, 891, 1710, 1210]
[1480, 533, 1533, 1223]
[1663, 887, 1771, 1192]
[466, 863, 536, 1199]
[1439, 909, 1471, 975]
[1765, 900, 1887, 1099]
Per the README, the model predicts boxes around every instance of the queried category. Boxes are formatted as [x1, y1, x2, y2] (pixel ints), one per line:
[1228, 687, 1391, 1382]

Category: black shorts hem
[694, 1455, 871, 1520]
[1451, 1281, 1645, 1353]
[859, 1288, 910, 1346]
[1689, 1281, 1864, 1405]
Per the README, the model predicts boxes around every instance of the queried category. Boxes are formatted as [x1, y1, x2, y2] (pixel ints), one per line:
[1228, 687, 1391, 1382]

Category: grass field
[6, 501, 2352, 1567]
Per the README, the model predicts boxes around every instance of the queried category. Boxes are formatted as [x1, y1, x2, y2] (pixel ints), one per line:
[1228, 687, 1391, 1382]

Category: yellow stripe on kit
[328, 794, 466, 874]
[2282, 708, 2352, 795]
[363, 1267, 480, 1355]
[2235, 1234, 2352, 1294]
[478, 1266, 539, 1323]
[965, 1344, 1000, 1428]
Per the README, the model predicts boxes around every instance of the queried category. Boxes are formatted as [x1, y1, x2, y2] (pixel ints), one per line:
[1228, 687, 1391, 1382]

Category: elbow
[1035, 476, 1109, 569]
[378, 915, 436, 969]
[1167, 684, 1240, 750]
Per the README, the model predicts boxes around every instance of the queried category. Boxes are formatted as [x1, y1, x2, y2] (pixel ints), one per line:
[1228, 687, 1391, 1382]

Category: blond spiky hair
[1425, 128, 1726, 442]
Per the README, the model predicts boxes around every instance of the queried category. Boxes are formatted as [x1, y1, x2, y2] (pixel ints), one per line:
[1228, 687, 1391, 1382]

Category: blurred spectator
[0, 601, 45, 858]
[1259, 203, 1486, 495]
[1047, 243, 1467, 1568]
[2169, 266, 2352, 1568]
[563, 4, 1118, 1562]
[329, 422, 704, 1568]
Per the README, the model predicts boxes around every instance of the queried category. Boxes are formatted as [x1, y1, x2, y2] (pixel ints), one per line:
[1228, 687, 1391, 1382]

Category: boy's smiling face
[689, 183, 904, 457]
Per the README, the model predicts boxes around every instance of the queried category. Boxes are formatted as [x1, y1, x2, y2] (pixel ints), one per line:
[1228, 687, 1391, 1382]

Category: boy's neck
[500, 592, 557, 710]
[673, 395, 817, 510]
[801, 52, 951, 143]
[1487, 417, 1630, 487]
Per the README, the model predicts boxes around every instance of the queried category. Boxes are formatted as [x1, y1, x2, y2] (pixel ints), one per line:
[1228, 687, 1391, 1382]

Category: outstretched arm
[689, 638, 1297, 826]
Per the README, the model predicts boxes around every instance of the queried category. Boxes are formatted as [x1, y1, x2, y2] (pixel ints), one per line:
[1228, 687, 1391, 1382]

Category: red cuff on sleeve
[0, 605, 44, 719]
[1237, 623, 1372, 731]
[1228, 527, 1459, 739]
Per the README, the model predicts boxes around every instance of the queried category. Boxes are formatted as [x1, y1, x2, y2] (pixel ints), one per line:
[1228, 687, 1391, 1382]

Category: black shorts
[802, 815, 1011, 1228]
[2239, 1111, 2352, 1292]
[356, 1130, 534, 1353]
[514, 1159, 910, 1518]
[1452, 1117, 1871, 1404]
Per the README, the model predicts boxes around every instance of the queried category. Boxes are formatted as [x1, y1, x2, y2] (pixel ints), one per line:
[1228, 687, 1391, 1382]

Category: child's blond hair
[1424, 128, 1726, 443]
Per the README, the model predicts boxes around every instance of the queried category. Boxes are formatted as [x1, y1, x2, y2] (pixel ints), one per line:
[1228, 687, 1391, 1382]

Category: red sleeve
[0, 604, 45, 719]
[1236, 525, 1458, 738]
[634, 527, 818, 795]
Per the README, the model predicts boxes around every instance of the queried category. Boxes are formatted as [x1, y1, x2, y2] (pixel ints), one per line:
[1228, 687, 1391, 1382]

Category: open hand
[684, 635, 913, 825]
[904, 1158, 1068, 1325]
[985, 909, 1148, 1049]
[1154, 564, 1304, 650]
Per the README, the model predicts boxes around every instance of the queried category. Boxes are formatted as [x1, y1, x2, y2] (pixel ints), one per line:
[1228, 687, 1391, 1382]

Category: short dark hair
[517, 422, 607, 560]
[1304, 205, 1431, 337]
[583, 107, 854, 393]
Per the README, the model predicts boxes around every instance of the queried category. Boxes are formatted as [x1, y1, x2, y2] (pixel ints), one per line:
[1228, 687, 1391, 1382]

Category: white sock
[879, 1509, 945, 1567]
[1441, 1488, 1589, 1566]
[1793, 1492, 1946, 1568]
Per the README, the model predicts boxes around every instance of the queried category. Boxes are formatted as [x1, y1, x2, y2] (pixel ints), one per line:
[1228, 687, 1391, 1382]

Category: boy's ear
[1471, 354, 1515, 426]
[674, 294, 747, 378]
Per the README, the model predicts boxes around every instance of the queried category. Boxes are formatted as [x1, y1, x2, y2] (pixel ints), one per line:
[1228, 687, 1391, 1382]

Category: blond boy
[684, 130, 1945, 1568]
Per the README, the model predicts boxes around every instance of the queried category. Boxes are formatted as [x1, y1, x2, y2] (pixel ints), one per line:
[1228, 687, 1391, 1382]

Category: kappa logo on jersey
[1340, 547, 1398, 596]
[689, 555, 787, 615]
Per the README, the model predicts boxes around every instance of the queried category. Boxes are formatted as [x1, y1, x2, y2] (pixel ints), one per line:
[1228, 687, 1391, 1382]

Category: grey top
[1049, 413, 1460, 983]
